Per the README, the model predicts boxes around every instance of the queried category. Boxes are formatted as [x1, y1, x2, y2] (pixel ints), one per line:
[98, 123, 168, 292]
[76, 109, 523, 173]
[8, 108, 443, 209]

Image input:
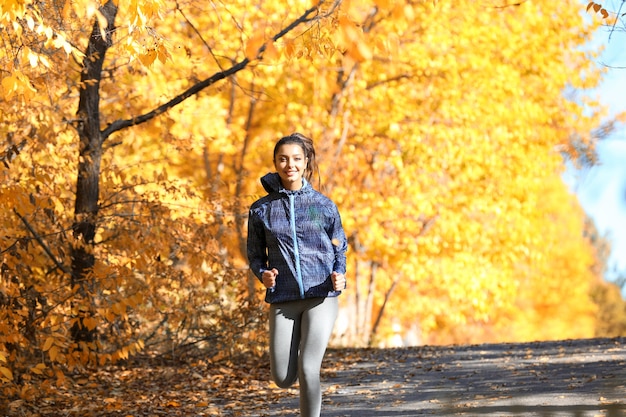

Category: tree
[284, 0, 609, 346]
[586, 1, 620, 28]
[1, 0, 344, 399]
[0, 0, 618, 404]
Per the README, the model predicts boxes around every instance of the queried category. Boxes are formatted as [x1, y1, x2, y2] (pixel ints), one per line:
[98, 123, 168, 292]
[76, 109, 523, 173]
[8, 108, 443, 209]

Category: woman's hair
[273, 133, 320, 185]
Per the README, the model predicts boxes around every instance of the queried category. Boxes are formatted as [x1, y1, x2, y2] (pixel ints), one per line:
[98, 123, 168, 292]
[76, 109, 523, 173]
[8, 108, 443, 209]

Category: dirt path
[4, 337, 624, 416]
[267, 337, 626, 417]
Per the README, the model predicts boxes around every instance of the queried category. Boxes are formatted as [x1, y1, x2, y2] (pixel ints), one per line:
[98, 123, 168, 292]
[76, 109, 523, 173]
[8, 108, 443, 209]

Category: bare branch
[14, 209, 70, 274]
[101, 0, 339, 140]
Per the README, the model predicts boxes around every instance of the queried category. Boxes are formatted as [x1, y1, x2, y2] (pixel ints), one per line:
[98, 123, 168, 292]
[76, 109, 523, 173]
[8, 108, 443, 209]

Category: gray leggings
[269, 296, 338, 417]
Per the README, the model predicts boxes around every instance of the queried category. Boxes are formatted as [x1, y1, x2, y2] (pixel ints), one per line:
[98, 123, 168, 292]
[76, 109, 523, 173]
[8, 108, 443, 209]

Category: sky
[566, 18, 626, 293]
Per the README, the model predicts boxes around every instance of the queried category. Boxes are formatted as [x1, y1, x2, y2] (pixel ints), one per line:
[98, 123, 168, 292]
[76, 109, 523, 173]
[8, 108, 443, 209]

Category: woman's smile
[274, 143, 308, 190]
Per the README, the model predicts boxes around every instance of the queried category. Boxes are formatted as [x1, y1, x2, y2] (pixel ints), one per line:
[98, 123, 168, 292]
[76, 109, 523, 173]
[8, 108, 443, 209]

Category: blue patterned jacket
[247, 173, 348, 304]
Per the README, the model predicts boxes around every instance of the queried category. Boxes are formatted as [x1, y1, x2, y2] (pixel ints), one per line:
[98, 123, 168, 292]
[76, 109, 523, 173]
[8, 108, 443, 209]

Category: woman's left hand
[331, 272, 346, 291]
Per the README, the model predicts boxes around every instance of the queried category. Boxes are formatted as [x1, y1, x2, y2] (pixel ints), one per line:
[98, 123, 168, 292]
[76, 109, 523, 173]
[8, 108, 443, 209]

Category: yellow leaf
[29, 364, 45, 375]
[0, 367, 13, 381]
[95, 10, 108, 40]
[25, 15, 34, 30]
[27, 49, 39, 67]
[1, 75, 18, 97]
[119, 347, 129, 360]
[71, 47, 85, 63]
[355, 41, 372, 61]
[403, 5, 415, 20]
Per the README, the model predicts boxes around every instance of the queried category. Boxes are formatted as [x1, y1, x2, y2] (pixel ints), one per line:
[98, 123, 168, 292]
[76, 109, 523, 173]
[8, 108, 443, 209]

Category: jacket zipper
[289, 194, 305, 298]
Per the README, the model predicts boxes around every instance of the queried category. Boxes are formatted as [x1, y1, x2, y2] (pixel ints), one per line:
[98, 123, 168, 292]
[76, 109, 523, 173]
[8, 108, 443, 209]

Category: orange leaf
[139, 49, 157, 66]
[263, 40, 280, 61]
[245, 34, 265, 61]
[42, 336, 55, 352]
[284, 39, 296, 58]
[49, 345, 59, 362]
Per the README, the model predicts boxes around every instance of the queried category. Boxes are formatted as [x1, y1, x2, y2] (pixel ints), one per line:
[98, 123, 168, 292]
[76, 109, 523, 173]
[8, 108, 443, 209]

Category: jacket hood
[260, 172, 310, 194]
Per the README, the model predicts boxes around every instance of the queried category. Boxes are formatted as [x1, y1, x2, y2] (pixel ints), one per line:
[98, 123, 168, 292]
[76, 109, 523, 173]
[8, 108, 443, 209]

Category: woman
[247, 133, 347, 417]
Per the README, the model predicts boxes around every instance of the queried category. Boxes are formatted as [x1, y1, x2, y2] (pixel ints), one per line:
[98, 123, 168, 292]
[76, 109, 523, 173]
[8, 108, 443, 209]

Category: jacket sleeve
[247, 209, 267, 281]
[329, 204, 348, 274]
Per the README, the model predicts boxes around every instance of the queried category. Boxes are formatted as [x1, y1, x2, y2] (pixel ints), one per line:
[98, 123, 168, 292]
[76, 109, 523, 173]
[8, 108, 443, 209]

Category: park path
[267, 337, 626, 417]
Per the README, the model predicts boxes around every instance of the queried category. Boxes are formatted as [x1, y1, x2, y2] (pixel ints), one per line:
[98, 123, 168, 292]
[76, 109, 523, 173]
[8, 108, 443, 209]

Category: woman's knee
[272, 370, 298, 388]
[299, 359, 322, 385]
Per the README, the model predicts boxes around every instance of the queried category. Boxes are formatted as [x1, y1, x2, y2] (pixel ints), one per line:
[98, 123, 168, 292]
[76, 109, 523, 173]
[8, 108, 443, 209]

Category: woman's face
[274, 143, 308, 190]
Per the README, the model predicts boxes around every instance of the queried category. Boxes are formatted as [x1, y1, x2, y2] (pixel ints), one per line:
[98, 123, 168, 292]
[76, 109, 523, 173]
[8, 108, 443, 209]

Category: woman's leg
[269, 301, 301, 388]
[298, 297, 338, 417]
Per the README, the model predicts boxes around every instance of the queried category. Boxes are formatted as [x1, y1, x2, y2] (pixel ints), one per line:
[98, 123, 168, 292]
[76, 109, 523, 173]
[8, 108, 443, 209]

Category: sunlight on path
[266, 338, 626, 417]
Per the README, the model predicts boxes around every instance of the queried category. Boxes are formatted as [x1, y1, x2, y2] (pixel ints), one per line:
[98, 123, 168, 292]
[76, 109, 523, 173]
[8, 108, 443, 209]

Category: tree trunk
[369, 272, 399, 346]
[237, 94, 257, 301]
[70, 0, 118, 343]
[365, 261, 378, 346]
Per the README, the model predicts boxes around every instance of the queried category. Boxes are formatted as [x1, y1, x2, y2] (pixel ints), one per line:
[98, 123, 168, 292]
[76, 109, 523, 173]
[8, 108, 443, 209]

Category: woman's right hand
[262, 268, 279, 289]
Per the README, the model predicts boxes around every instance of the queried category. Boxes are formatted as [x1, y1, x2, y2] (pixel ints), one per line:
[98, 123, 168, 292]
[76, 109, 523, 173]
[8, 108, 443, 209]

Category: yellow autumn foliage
[0, 0, 623, 404]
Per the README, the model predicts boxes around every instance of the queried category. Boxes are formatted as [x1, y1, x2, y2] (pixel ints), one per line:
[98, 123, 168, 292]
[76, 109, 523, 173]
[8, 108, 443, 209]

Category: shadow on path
[269, 337, 626, 416]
